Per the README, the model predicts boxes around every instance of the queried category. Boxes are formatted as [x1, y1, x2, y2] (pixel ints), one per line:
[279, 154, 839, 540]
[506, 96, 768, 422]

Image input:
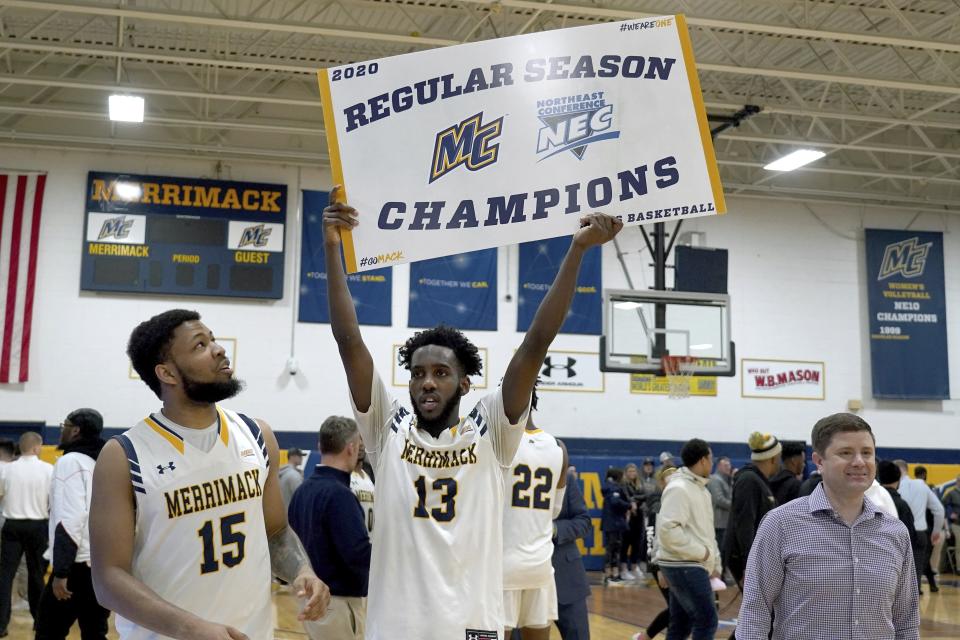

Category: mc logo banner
[319, 14, 724, 273]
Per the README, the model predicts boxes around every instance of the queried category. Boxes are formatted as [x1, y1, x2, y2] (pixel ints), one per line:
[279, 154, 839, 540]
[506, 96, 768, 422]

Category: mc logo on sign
[429, 112, 504, 183]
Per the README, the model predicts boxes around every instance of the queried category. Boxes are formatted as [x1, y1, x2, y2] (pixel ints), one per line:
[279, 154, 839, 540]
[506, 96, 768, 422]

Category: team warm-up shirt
[113, 407, 272, 640]
[353, 370, 529, 640]
[502, 429, 565, 590]
[350, 469, 376, 533]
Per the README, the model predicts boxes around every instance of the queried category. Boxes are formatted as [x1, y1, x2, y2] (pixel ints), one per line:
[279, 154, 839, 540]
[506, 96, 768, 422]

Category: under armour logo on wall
[541, 356, 576, 378]
[157, 462, 176, 474]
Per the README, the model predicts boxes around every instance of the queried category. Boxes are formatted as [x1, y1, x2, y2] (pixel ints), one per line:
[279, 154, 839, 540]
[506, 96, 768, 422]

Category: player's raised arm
[323, 185, 375, 412]
[90, 441, 248, 640]
[502, 213, 622, 422]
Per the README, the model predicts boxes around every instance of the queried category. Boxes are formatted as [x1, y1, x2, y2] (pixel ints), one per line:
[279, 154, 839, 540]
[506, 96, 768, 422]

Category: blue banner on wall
[865, 228, 949, 399]
[409, 248, 497, 330]
[517, 236, 601, 334]
[298, 190, 392, 325]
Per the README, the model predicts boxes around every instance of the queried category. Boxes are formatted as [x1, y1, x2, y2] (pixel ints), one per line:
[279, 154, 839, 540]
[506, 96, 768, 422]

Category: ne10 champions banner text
[865, 228, 949, 400]
[319, 15, 724, 273]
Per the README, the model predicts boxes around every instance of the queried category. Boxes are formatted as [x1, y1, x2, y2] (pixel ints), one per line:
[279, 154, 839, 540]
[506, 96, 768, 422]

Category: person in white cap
[723, 432, 781, 640]
[723, 433, 781, 588]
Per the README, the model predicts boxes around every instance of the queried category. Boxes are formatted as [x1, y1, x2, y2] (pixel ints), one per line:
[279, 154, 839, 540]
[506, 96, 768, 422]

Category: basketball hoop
[662, 355, 698, 399]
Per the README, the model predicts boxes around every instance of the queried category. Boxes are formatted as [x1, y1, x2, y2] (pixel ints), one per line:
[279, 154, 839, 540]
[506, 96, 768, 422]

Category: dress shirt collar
[808, 482, 881, 526]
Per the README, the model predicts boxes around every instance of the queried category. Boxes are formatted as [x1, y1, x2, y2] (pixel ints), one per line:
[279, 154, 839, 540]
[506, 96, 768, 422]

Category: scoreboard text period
[81, 171, 287, 299]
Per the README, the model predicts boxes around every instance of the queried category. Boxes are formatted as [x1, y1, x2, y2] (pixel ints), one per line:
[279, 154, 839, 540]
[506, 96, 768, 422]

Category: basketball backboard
[600, 289, 735, 376]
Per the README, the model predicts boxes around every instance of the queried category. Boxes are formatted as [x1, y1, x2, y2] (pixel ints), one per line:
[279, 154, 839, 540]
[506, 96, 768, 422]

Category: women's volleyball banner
[319, 15, 724, 273]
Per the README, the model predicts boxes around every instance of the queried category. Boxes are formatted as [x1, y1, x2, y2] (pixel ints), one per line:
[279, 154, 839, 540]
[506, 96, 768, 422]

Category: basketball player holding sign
[90, 310, 330, 640]
[323, 185, 621, 640]
[502, 385, 568, 640]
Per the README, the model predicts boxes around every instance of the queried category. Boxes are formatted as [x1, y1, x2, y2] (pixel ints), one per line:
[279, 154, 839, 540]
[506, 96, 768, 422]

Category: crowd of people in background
[1, 406, 958, 639]
[600, 422, 960, 640]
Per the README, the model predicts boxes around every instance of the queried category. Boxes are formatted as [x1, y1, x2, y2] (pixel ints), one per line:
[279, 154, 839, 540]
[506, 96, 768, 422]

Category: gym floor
[9, 570, 959, 638]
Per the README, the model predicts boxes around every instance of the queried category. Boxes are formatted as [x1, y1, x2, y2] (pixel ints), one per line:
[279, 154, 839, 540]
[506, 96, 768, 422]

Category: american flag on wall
[0, 172, 47, 383]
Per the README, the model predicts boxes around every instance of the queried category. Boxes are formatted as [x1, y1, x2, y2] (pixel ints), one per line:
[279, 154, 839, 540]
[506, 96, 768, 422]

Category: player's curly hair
[127, 309, 200, 399]
[530, 376, 541, 411]
[398, 324, 482, 377]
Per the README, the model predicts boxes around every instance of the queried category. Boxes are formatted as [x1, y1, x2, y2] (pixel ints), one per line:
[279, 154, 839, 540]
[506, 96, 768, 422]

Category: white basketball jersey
[350, 469, 376, 533]
[113, 407, 273, 640]
[502, 429, 564, 590]
[353, 371, 528, 640]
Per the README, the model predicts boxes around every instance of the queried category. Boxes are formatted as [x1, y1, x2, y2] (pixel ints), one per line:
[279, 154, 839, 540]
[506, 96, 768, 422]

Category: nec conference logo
[430, 112, 504, 183]
[878, 237, 932, 280]
[98, 215, 134, 240]
[536, 91, 619, 161]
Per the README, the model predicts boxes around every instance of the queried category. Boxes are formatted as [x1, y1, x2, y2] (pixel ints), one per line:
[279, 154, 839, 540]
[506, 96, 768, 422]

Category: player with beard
[89, 309, 330, 640]
[323, 185, 622, 640]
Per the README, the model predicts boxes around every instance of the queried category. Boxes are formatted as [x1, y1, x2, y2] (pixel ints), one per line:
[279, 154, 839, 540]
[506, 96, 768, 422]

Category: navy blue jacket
[288, 465, 371, 597]
[552, 470, 592, 605]
[600, 479, 631, 533]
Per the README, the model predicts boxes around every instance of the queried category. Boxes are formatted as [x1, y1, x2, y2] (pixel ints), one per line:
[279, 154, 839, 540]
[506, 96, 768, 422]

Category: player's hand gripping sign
[319, 14, 724, 273]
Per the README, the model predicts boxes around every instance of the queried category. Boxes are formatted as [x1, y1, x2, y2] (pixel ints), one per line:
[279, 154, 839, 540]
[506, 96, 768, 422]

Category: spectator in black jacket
[601, 468, 631, 585]
[288, 416, 371, 640]
[723, 432, 781, 586]
[878, 460, 918, 549]
[620, 463, 645, 580]
[36, 408, 109, 640]
[552, 468, 592, 640]
[724, 432, 781, 640]
[768, 440, 806, 506]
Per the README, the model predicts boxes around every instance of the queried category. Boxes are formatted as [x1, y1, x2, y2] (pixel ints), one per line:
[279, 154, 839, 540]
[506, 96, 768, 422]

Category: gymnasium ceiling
[0, 0, 958, 214]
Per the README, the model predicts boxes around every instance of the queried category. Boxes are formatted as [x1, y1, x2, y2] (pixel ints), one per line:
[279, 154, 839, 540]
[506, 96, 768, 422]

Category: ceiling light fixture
[108, 95, 145, 123]
[763, 149, 825, 172]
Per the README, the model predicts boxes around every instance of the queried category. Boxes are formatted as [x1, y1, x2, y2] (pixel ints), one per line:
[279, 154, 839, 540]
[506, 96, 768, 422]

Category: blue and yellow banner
[865, 228, 949, 399]
[518, 236, 601, 334]
[298, 190, 392, 325]
[408, 248, 497, 330]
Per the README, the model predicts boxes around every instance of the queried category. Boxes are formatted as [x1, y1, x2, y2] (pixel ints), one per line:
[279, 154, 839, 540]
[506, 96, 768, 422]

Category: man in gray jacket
[707, 456, 732, 555]
[279, 447, 305, 510]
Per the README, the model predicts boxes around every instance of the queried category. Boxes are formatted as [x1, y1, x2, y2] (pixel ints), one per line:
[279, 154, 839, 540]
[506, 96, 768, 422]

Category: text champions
[374, 155, 714, 231]
[341, 55, 677, 133]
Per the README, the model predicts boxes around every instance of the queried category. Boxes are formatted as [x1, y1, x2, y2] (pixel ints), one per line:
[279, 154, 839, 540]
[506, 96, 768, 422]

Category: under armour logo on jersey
[157, 462, 176, 474]
[542, 356, 576, 378]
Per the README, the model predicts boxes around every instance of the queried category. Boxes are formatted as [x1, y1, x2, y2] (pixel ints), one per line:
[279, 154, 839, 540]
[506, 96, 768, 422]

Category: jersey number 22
[511, 465, 553, 509]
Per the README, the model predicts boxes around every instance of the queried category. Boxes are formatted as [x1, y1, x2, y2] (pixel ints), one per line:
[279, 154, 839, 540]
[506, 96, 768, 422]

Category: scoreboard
[81, 171, 287, 299]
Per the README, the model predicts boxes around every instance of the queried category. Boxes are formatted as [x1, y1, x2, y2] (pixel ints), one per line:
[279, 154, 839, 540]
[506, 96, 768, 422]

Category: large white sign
[741, 359, 825, 400]
[320, 15, 724, 273]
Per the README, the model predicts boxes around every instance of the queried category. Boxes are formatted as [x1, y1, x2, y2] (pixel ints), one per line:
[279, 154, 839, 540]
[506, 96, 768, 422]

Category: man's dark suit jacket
[552, 470, 592, 605]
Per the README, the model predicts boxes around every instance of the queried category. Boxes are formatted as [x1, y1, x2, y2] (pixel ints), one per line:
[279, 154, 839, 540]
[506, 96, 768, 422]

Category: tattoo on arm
[268, 526, 311, 583]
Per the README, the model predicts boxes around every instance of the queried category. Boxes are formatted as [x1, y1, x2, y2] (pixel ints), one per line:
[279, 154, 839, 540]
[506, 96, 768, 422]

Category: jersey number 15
[198, 513, 246, 574]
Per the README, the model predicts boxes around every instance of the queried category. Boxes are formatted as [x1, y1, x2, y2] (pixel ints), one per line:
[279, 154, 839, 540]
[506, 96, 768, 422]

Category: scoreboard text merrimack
[81, 171, 287, 299]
